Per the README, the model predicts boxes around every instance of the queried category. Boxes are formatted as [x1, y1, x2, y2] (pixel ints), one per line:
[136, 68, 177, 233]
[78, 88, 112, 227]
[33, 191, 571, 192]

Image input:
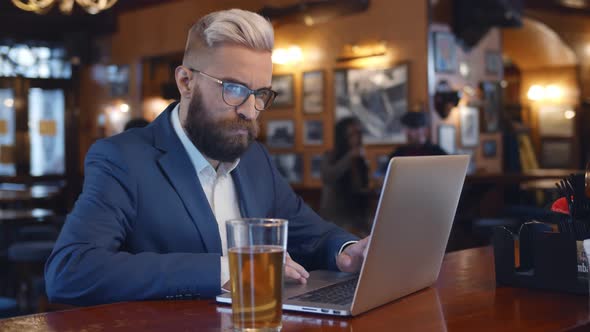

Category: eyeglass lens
[222, 82, 273, 110]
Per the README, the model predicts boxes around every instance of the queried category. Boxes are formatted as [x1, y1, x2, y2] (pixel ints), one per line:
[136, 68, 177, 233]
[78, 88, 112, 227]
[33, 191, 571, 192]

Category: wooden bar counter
[0, 247, 588, 331]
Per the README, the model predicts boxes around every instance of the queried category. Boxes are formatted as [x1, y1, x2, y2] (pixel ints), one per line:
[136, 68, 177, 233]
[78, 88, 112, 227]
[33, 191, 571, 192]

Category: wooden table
[0, 247, 588, 331]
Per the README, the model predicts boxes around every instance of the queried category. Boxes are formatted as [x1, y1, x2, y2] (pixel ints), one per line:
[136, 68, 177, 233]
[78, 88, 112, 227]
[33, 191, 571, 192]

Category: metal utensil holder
[493, 221, 589, 295]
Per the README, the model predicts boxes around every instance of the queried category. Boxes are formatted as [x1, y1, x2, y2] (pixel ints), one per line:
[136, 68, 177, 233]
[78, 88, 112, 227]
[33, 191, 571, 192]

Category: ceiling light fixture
[337, 41, 388, 62]
[560, 0, 587, 9]
[11, 0, 118, 15]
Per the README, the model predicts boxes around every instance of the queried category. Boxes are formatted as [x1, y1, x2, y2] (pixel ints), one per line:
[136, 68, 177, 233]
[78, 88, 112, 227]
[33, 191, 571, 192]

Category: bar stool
[7, 241, 55, 313]
[15, 225, 59, 242]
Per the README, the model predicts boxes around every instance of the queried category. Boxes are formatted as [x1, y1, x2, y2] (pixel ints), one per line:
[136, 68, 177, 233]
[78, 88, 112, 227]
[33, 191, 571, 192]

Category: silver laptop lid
[350, 155, 469, 316]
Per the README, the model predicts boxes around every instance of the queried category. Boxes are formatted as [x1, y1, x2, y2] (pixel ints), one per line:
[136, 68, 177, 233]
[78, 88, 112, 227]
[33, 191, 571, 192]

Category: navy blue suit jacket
[45, 103, 358, 306]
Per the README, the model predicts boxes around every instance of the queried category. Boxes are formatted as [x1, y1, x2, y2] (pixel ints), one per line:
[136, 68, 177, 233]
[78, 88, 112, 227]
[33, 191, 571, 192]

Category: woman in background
[320, 117, 370, 236]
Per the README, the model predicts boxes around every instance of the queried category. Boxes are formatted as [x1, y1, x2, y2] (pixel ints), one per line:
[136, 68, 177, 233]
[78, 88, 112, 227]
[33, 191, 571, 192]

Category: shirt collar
[170, 104, 240, 176]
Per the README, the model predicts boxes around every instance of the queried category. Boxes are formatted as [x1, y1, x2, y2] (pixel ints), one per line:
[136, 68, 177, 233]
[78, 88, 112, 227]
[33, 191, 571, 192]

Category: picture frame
[485, 50, 503, 76]
[541, 139, 573, 169]
[271, 74, 295, 108]
[480, 81, 501, 132]
[266, 119, 295, 148]
[476, 132, 503, 173]
[271, 153, 302, 184]
[481, 139, 497, 158]
[460, 106, 479, 147]
[438, 124, 456, 154]
[433, 31, 457, 73]
[334, 63, 409, 144]
[302, 70, 324, 113]
[107, 64, 130, 98]
[303, 120, 323, 145]
[538, 105, 575, 137]
[310, 153, 323, 180]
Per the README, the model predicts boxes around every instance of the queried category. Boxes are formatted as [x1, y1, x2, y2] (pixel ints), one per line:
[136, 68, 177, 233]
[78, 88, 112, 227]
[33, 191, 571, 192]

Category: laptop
[217, 155, 469, 316]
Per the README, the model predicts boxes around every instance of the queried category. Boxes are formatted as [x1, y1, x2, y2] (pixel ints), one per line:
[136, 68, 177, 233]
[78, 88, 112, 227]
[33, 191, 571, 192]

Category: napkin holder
[493, 222, 589, 295]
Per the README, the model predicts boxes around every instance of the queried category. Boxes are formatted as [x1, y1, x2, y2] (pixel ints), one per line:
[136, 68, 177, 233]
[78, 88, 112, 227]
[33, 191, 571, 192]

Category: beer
[229, 245, 284, 331]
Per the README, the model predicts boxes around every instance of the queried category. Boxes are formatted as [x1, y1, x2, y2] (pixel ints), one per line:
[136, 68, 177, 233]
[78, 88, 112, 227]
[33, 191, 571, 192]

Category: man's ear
[175, 66, 192, 99]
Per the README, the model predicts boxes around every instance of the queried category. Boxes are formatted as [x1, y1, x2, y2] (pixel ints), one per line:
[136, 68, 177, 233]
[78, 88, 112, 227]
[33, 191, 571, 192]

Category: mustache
[221, 117, 258, 133]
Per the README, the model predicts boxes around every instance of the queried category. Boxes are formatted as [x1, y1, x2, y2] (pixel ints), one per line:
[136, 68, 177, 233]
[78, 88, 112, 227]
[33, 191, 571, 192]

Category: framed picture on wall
[485, 50, 503, 76]
[334, 63, 408, 144]
[438, 124, 456, 154]
[266, 119, 295, 148]
[460, 106, 479, 147]
[538, 105, 575, 137]
[107, 64, 130, 98]
[310, 153, 323, 180]
[271, 153, 302, 184]
[271, 74, 294, 108]
[482, 139, 497, 158]
[541, 139, 573, 169]
[302, 70, 324, 113]
[303, 120, 323, 145]
[476, 132, 503, 173]
[433, 31, 457, 73]
[480, 81, 501, 132]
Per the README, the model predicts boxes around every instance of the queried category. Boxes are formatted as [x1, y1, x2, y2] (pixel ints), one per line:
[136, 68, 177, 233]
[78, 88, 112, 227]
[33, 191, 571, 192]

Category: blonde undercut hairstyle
[183, 9, 274, 64]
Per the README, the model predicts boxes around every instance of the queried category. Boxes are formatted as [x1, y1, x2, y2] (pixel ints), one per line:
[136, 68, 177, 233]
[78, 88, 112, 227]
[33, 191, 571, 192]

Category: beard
[183, 90, 259, 163]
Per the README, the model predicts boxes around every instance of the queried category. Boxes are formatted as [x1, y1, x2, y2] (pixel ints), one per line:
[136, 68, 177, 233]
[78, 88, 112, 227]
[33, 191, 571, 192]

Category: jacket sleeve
[44, 139, 220, 306]
[257, 145, 359, 271]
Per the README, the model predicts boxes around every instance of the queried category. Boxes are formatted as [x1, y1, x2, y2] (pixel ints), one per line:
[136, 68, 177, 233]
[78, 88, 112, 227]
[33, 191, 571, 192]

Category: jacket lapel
[231, 166, 251, 218]
[232, 162, 265, 219]
[152, 103, 222, 253]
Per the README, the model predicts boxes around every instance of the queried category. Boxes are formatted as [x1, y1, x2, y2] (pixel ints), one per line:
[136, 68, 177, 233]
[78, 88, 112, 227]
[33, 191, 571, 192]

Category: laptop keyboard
[288, 277, 358, 305]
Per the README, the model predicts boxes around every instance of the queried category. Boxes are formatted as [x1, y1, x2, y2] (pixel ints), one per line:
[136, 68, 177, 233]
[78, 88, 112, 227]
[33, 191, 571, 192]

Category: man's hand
[285, 252, 309, 284]
[222, 252, 309, 292]
[336, 236, 369, 273]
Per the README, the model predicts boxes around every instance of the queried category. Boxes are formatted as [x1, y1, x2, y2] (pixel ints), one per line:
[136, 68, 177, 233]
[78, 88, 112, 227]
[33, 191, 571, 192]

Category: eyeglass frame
[186, 67, 277, 111]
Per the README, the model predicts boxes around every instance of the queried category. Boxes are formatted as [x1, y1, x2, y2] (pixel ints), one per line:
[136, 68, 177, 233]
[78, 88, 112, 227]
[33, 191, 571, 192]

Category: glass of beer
[226, 218, 287, 332]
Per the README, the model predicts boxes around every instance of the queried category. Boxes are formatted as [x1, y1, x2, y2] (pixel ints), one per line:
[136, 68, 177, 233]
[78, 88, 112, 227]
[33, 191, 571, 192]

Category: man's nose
[236, 94, 258, 120]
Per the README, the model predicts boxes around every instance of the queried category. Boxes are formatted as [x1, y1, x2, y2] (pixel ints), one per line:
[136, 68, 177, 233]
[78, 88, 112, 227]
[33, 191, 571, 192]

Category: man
[45, 9, 368, 306]
[389, 111, 447, 158]
[375, 111, 446, 178]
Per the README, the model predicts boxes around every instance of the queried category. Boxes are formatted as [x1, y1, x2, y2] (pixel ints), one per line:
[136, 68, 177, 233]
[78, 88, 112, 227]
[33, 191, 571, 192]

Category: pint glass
[226, 218, 287, 332]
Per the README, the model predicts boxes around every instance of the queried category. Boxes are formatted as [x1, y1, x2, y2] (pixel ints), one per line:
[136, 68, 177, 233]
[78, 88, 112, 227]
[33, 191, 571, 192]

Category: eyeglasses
[187, 68, 277, 111]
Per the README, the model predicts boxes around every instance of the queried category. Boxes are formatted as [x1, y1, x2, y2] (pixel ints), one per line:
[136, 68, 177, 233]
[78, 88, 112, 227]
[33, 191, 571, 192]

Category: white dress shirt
[171, 104, 357, 288]
[171, 104, 239, 286]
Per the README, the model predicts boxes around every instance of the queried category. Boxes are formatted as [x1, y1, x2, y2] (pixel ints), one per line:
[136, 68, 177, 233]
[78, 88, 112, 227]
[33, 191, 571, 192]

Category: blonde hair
[184, 9, 274, 63]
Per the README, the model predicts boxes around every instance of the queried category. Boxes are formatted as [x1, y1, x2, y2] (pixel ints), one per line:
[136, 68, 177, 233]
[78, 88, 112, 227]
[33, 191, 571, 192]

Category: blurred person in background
[320, 117, 370, 236]
[388, 111, 447, 158]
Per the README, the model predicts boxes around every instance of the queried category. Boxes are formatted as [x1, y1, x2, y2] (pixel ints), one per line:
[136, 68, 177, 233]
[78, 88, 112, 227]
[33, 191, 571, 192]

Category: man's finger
[287, 263, 309, 279]
[338, 252, 352, 268]
[344, 237, 369, 257]
[285, 256, 309, 278]
[285, 265, 307, 284]
[336, 252, 359, 273]
[337, 236, 370, 273]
